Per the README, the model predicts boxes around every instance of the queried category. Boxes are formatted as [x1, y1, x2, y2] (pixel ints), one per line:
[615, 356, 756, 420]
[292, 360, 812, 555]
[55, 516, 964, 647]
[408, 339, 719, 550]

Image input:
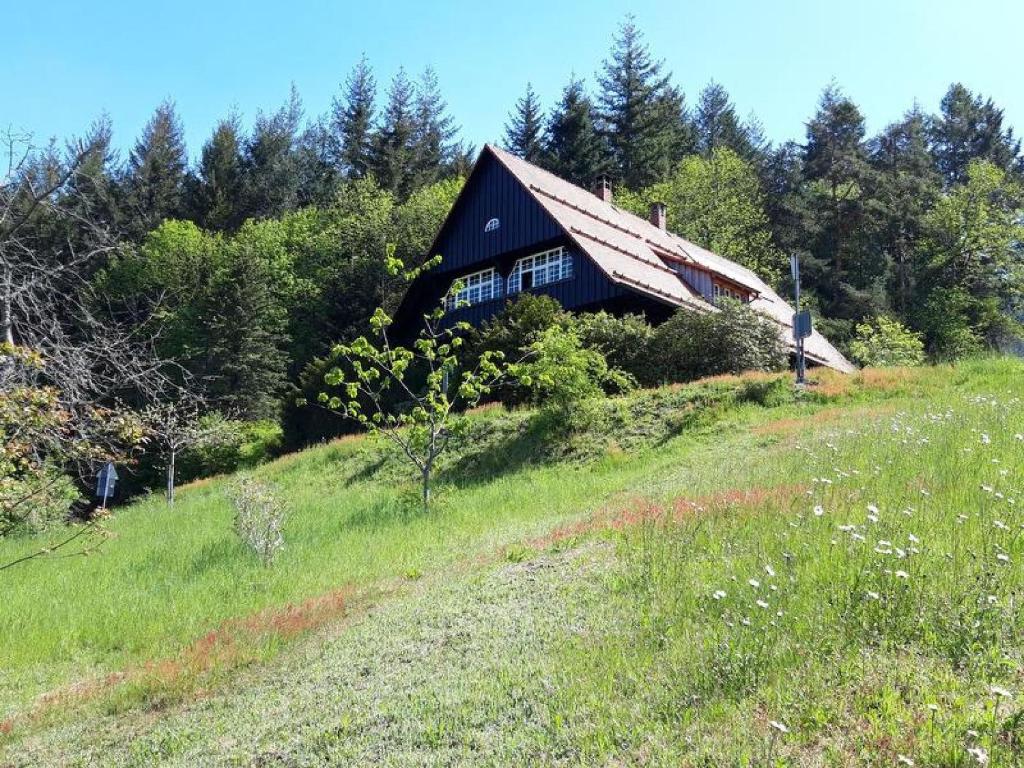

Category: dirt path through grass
[6, 542, 621, 766]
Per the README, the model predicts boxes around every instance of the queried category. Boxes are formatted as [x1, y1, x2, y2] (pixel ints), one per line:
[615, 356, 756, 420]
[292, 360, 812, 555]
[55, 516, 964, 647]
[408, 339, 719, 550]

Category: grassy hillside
[2, 359, 1023, 766]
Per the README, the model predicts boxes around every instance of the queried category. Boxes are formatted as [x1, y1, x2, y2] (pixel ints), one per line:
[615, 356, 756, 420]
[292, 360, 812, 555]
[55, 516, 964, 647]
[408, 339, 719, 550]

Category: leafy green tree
[124, 101, 187, 237]
[331, 55, 376, 180]
[930, 83, 1021, 187]
[543, 76, 608, 186]
[848, 315, 925, 367]
[189, 114, 246, 231]
[913, 160, 1024, 356]
[370, 69, 417, 198]
[319, 258, 509, 511]
[503, 83, 546, 163]
[642, 147, 785, 285]
[597, 17, 692, 187]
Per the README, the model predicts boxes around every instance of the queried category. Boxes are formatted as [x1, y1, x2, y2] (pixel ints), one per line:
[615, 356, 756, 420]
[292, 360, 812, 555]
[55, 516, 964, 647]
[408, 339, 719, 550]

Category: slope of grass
[2, 358, 1021, 765]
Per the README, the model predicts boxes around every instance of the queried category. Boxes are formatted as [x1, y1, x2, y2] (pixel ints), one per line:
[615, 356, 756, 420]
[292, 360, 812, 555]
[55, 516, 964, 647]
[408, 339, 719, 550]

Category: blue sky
[4, 0, 1022, 159]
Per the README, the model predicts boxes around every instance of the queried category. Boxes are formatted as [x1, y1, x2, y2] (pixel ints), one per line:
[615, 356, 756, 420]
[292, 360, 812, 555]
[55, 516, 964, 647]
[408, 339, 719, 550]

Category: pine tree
[66, 115, 121, 234]
[596, 17, 691, 187]
[190, 114, 245, 231]
[204, 250, 289, 421]
[870, 108, 941, 315]
[544, 76, 608, 186]
[409, 67, 459, 189]
[694, 82, 755, 159]
[801, 86, 881, 320]
[370, 68, 417, 198]
[124, 100, 187, 237]
[503, 83, 546, 163]
[243, 85, 304, 220]
[331, 55, 376, 179]
[930, 83, 1022, 186]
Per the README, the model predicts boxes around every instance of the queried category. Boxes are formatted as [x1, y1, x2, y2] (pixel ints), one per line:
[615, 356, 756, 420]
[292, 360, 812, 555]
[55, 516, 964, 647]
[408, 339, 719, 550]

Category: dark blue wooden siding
[395, 149, 651, 335]
[675, 264, 714, 302]
[432, 153, 564, 275]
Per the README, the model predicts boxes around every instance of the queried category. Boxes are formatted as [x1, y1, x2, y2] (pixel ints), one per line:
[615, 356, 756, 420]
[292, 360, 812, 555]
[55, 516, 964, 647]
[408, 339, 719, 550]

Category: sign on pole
[96, 462, 118, 509]
[792, 310, 812, 340]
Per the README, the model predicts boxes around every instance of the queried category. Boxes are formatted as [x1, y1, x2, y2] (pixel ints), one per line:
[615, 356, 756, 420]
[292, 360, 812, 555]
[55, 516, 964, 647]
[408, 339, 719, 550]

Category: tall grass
[549, 358, 1024, 765]
[0, 358, 1014, 754]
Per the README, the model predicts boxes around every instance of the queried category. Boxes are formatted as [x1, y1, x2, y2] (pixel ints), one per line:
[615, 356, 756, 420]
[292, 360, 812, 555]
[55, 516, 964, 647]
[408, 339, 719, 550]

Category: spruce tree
[503, 83, 546, 163]
[409, 67, 459, 189]
[243, 85, 304, 220]
[597, 17, 690, 187]
[801, 86, 881, 320]
[930, 83, 1022, 186]
[190, 114, 245, 231]
[544, 76, 608, 186]
[204, 249, 289, 421]
[331, 55, 376, 179]
[869, 108, 941, 314]
[694, 82, 755, 159]
[124, 100, 187, 237]
[370, 69, 417, 198]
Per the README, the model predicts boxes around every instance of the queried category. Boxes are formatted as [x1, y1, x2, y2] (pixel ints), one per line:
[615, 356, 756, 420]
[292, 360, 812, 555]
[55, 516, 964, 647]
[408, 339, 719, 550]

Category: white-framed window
[713, 282, 748, 304]
[446, 267, 503, 310]
[508, 247, 573, 294]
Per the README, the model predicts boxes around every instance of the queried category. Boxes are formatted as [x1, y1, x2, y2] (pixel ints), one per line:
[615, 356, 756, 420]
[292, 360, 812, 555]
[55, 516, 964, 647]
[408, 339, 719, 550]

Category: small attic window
[484, 217, 500, 233]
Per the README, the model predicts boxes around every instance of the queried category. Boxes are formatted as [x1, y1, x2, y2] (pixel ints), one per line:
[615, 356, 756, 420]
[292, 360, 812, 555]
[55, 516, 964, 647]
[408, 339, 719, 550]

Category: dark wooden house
[395, 144, 853, 372]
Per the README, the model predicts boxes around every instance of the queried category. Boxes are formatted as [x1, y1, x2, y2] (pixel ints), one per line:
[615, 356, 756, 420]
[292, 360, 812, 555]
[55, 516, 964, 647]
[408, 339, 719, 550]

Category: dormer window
[446, 267, 503, 310]
[508, 247, 573, 294]
[712, 282, 749, 305]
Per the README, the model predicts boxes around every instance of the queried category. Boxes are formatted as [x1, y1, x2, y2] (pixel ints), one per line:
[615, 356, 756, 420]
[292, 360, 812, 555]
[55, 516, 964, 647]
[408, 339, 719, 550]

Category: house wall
[397, 151, 645, 332]
[432, 154, 563, 275]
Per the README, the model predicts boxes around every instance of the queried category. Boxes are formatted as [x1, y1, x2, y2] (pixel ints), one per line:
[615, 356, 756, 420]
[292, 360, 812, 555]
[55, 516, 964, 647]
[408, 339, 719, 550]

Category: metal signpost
[790, 255, 811, 385]
[96, 462, 118, 510]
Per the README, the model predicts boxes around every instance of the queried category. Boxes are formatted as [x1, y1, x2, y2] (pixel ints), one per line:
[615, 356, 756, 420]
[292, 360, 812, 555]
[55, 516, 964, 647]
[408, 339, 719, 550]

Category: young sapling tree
[316, 251, 510, 512]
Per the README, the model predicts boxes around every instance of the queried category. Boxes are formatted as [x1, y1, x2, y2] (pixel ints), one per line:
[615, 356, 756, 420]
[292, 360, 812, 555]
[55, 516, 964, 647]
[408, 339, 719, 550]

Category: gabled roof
[484, 145, 854, 373]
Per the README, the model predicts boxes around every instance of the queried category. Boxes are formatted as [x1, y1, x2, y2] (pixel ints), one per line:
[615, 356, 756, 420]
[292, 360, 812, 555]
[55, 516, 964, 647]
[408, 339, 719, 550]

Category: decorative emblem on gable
[484, 217, 500, 233]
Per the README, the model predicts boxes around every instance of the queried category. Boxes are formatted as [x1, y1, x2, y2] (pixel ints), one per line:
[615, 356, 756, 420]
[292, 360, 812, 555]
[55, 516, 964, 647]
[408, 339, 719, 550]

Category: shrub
[648, 301, 787, 384]
[848, 316, 925, 368]
[512, 325, 633, 419]
[181, 415, 283, 479]
[229, 476, 287, 566]
[575, 311, 653, 382]
[472, 294, 573, 405]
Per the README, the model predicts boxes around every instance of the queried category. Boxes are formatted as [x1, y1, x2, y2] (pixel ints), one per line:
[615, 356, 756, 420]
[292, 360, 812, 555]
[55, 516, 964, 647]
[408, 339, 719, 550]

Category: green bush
[512, 325, 633, 428]
[647, 301, 787, 384]
[180, 415, 283, 479]
[574, 311, 653, 381]
[849, 315, 925, 368]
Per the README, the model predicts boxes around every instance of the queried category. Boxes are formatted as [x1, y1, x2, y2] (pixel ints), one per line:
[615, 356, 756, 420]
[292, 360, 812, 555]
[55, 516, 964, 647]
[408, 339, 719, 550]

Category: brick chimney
[650, 201, 667, 230]
[593, 175, 612, 203]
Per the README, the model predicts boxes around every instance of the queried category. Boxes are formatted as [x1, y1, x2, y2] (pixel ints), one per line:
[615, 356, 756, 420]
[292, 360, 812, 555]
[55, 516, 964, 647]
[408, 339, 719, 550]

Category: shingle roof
[486, 145, 854, 373]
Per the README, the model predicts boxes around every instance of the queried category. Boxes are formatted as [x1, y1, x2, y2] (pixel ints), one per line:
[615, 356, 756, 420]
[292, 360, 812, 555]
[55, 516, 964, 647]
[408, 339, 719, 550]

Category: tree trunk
[1, 269, 13, 345]
[166, 450, 176, 505]
[421, 468, 431, 513]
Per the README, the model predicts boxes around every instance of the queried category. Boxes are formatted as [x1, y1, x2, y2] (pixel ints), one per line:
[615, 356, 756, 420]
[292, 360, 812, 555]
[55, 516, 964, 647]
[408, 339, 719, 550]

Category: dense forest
[2, 18, 1022, 506]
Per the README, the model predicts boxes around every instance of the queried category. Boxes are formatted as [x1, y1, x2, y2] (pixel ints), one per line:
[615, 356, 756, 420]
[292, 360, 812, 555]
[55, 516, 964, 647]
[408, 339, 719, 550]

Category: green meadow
[2, 359, 1023, 766]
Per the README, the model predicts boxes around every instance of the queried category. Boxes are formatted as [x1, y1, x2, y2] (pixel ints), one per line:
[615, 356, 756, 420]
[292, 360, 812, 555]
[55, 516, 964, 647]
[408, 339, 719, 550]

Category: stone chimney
[650, 201, 667, 230]
[593, 175, 612, 203]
